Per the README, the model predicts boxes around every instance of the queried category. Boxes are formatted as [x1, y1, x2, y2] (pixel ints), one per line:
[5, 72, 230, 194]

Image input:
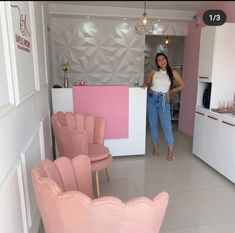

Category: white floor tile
[172, 164, 230, 190]
[97, 176, 142, 201]
[194, 186, 235, 222]
[38, 123, 235, 233]
[128, 169, 189, 197]
[164, 222, 235, 233]
[161, 192, 219, 230]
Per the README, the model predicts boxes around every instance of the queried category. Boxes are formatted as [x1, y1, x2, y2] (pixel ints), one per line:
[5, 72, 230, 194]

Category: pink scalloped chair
[52, 111, 112, 197]
[32, 155, 169, 233]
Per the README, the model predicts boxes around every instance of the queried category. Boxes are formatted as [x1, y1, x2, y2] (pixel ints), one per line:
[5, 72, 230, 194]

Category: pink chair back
[32, 155, 169, 233]
[52, 112, 112, 197]
[52, 112, 106, 158]
[52, 111, 105, 144]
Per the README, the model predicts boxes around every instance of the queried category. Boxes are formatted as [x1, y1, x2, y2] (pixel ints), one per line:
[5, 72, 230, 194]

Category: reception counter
[51, 87, 147, 156]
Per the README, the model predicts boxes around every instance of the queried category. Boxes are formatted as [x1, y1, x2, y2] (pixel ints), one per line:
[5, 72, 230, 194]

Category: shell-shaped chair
[32, 155, 169, 233]
[52, 111, 112, 197]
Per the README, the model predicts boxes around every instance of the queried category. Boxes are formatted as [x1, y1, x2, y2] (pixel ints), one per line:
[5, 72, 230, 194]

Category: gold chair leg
[105, 168, 110, 183]
[95, 171, 100, 198]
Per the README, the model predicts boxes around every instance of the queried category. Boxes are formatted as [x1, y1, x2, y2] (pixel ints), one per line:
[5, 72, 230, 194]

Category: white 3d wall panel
[51, 17, 145, 86]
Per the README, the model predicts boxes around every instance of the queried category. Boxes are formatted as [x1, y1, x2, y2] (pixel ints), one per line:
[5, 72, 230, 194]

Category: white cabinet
[192, 110, 220, 165]
[198, 26, 216, 81]
[192, 110, 206, 160]
[194, 23, 235, 183]
[192, 107, 235, 183]
[197, 23, 235, 109]
[198, 24, 235, 82]
[204, 114, 219, 165]
[216, 119, 235, 182]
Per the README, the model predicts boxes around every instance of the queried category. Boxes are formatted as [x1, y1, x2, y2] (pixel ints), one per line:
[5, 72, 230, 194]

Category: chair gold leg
[105, 168, 110, 183]
[95, 171, 100, 198]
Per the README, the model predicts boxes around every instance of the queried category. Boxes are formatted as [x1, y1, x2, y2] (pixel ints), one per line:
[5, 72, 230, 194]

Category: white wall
[0, 2, 52, 233]
[49, 3, 188, 87]
[49, 3, 195, 21]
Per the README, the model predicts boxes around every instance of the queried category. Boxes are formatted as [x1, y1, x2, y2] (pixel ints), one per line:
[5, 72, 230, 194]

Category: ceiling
[48, 1, 216, 11]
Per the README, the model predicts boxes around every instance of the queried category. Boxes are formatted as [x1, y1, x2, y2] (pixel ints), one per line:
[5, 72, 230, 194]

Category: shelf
[196, 82, 212, 109]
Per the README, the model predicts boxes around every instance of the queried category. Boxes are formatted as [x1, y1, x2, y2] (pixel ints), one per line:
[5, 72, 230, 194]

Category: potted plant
[62, 60, 69, 88]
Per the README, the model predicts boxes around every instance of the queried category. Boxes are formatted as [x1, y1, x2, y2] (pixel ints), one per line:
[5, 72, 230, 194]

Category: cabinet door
[204, 115, 220, 165]
[192, 111, 206, 160]
[198, 26, 216, 81]
[217, 120, 235, 182]
[209, 23, 235, 108]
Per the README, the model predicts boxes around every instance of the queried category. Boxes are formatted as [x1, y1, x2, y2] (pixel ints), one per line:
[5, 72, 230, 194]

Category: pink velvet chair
[52, 111, 112, 197]
[32, 155, 169, 233]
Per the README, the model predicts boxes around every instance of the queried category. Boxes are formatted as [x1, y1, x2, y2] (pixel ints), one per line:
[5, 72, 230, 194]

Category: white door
[217, 120, 235, 182]
[198, 26, 216, 82]
[204, 114, 220, 165]
[192, 111, 206, 160]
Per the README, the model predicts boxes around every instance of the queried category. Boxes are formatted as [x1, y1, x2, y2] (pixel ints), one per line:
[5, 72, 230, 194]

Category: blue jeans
[147, 90, 174, 146]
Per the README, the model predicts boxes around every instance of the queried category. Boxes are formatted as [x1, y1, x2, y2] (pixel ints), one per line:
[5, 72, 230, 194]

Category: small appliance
[203, 84, 211, 109]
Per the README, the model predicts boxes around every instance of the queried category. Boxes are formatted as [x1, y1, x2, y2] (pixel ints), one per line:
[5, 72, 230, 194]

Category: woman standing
[142, 53, 185, 161]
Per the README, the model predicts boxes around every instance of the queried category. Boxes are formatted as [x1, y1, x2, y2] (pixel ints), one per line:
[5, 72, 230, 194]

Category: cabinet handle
[222, 121, 235, 127]
[195, 111, 205, 116]
[199, 76, 209, 79]
[208, 116, 218, 120]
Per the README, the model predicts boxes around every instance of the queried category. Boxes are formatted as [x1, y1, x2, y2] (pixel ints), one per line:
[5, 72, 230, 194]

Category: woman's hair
[155, 53, 174, 89]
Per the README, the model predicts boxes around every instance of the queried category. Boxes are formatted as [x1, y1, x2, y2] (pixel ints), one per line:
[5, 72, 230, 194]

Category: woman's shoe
[166, 155, 175, 161]
[166, 147, 175, 161]
[153, 144, 160, 156]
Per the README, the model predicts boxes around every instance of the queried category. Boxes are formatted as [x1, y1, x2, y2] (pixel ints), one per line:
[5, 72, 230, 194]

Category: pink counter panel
[52, 87, 147, 156]
[73, 86, 129, 139]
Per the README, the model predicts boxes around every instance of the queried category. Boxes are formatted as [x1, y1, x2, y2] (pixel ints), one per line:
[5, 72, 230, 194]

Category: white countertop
[196, 106, 235, 123]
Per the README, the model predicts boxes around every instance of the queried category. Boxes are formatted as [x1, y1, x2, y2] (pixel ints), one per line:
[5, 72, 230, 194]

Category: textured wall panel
[152, 21, 187, 36]
[51, 17, 145, 86]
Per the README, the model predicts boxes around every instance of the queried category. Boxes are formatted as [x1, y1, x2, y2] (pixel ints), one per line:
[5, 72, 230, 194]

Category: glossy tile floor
[38, 123, 235, 233]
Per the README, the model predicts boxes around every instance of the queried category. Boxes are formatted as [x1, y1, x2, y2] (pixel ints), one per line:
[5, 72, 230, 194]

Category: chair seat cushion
[88, 144, 110, 162]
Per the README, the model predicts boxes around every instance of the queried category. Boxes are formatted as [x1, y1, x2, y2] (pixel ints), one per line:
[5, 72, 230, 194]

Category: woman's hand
[167, 91, 171, 101]
[142, 69, 156, 90]
[141, 83, 147, 89]
[171, 70, 185, 93]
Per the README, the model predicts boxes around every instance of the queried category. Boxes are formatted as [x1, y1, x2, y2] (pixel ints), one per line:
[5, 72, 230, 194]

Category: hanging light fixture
[163, 36, 171, 48]
[135, 0, 154, 35]
[164, 36, 169, 45]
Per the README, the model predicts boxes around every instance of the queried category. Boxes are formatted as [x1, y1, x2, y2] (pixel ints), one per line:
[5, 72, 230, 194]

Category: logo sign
[11, 4, 31, 53]
[203, 9, 227, 26]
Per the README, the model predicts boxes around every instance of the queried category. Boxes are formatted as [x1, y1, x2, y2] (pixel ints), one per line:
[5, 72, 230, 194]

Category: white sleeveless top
[151, 70, 171, 93]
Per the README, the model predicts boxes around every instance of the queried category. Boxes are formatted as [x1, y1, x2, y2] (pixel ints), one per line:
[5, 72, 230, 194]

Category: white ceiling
[48, 1, 215, 11]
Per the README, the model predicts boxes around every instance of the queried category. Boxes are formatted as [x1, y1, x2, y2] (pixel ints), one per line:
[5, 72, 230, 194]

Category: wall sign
[11, 3, 31, 53]
[7, 1, 36, 104]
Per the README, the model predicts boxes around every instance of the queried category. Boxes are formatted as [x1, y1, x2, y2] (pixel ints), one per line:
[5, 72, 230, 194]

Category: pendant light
[165, 36, 169, 45]
[164, 36, 171, 48]
[135, 0, 154, 35]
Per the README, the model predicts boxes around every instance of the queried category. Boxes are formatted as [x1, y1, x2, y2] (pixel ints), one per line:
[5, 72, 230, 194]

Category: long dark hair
[155, 53, 174, 89]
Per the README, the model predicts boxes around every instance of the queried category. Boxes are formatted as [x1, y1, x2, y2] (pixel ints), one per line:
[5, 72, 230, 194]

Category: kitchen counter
[196, 106, 235, 123]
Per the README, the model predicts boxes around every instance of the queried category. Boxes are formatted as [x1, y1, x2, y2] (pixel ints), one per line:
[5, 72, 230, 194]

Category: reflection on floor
[38, 122, 235, 233]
